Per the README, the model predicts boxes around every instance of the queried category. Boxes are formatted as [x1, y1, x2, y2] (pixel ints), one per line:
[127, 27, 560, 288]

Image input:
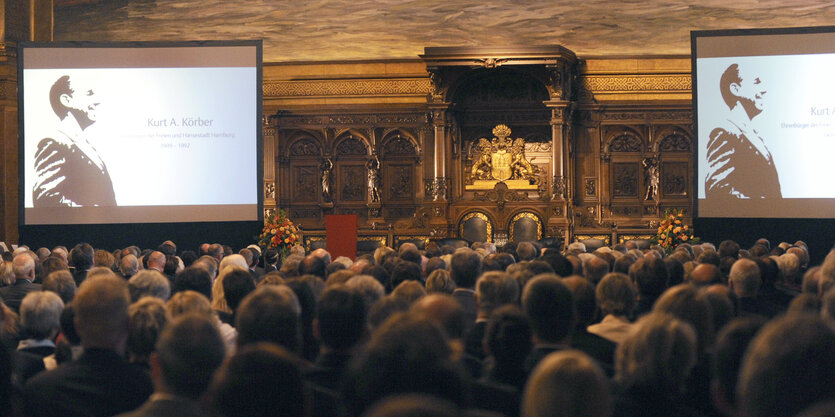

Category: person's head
[315, 286, 367, 351]
[299, 254, 326, 279]
[42, 270, 77, 304]
[689, 263, 722, 287]
[595, 272, 636, 317]
[475, 271, 519, 315]
[209, 343, 306, 417]
[221, 267, 256, 312]
[411, 294, 466, 341]
[166, 290, 213, 319]
[172, 266, 212, 300]
[562, 276, 596, 327]
[391, 280, 426, 305]
[345, 274, 385, 309]
[425, 269, 455, 295]
[40, 255, 69, 278]
[19, 291, 64, 340]
[344, 312, 464, 416]
[93, 249, 115, 270]
[450, 249, 482, 289]
[818, 250, 835, 296]
[12, 253, 36, 281]
[128, 270, 171, 302]
[74, 274, 131, 351]
[629, 256, 668, 298]
[523, 350, 611, 417]
[50, 74, 100, 129]
[720, 63, 766, 119]
[400, 248, 422, 266]
[738, 314, 835, 417]
[484, 304, 533, 369]
[235, 285, 301, 352]
[154, 313, 225, 399]
[802, 266, 822, 294]
[516, 242, 538, 262]
[729, 258, 762, 298]
[147, 251, 167, 272]
[127, 296, 169, 365]
[653, 284, 714, 354]
[238, 248, 254, 269]
[583, 255, 609, 285]
[522, 274, 575, 344]
[615, 312, 697, 397]
[119, 254, 139, 278]
[362, 394, 460, 417]
[711, 317, 767, 416]
[390, 261, 422, 288]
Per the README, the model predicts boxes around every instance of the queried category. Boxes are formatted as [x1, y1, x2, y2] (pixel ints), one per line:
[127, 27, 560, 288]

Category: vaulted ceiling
[54, 0, 835, 62]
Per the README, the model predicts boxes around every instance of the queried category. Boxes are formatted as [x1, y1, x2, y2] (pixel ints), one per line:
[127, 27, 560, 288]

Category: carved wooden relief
[292, 166, 319, 202]
[336, 137, 368, 155]
[662, 161, 688, 196]
[613, 163, 639, 197]
[386, 207, 416, 218]
[611, 206, 641, 216]
[584, 178, 597, 196]
[609, 134, 643, 153]
[659, 133, 691, 152]
[387, 164, 414, 201]
[289, 138, 322, 156]
[339, 165, 366, 201]
[383, 136, 417, 155]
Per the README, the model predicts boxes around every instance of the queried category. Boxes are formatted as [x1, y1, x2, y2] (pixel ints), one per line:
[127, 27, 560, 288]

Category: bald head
[411, 294, 466, 340]
[690, 263, 722, 287]
[147, 251, 166, 272]
[12, 254, 36, 281]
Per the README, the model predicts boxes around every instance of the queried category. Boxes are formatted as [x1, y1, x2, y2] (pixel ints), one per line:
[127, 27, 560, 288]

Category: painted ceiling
[54, 0, 835, 62]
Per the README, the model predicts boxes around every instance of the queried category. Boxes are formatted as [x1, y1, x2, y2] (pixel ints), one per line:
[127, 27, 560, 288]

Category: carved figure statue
[367, 155, 381, 203]
[642, 157, 659, 201]
[321, 158, 333, 202]
[510, 138, 535, 179]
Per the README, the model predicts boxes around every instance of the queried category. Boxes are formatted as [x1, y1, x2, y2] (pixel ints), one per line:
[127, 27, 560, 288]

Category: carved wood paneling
[383, 136, 417, 156]
[264, 79, 431, 98]
[386, 164, 414, 201]
[289, 138, 322, 156]
[661, 161, 688, 196]
[659, 133, 691, 152]
[613, 163, 639, 197]
[335, 137, 368, 156]
[339, 164, 366, 201]
[609, 134, 643, 153]
[580, 75, 691, 92]
[292, 166, 319, 202]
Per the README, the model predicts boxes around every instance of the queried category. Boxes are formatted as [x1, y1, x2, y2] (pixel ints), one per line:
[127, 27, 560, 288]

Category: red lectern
[325, 214, 357, 260]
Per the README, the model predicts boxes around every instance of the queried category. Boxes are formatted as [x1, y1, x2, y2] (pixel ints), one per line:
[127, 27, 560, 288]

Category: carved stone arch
[286, 131, 324, 157]
[381, 130, 420, 158]
[457, 210, 494, 243]
[602, 128, 645, 160]
[656, 130, 693, 153]
[332, 131, 370, 157]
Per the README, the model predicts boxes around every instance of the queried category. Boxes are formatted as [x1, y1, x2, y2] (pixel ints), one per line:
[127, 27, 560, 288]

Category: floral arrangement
[258, 209, 300, 260]
[651, 208, 700, 254]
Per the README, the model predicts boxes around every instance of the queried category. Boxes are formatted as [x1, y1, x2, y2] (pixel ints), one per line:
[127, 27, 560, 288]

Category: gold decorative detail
[359, 235, 387, 246]
[618, 235, 653, 244]
[580, 75, 691, 93]
[459, 212, 493, 243]
[467, 124, 540, 190]
[264, 79, 432, 98]
[304, 236, 325, 252]
[508, 212, 542, 242]
[394, 236, 430, 248]
[574, 235, 611, 245]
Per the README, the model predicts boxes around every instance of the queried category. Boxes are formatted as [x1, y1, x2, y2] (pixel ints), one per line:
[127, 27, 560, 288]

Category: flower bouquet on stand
[651, 208, 700, 255]
[258, 209, 301, 262]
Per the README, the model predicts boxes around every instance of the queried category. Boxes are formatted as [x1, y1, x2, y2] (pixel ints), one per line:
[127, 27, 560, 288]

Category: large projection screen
[693, 28, 835, 218]
[18, 41, 262, 225]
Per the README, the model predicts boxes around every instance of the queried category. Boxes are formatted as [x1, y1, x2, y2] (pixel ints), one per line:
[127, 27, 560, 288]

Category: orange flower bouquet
[258, 209, 300, 261]
[650, 208, 700, 254]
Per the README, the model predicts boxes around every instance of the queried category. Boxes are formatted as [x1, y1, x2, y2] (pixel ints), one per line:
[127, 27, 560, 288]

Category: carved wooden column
[263, 115, 277, 220]
[542, 62, 575, 244]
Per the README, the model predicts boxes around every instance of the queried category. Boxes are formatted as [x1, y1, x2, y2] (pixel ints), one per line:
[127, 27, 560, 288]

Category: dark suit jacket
[32, 136, 117, 207]
[464, 321, 488, 361]
[115, 396, 202, 417]
[452, 288, 478, 333]
[0, 280, 42, 312]
[24, 348, 153, 417]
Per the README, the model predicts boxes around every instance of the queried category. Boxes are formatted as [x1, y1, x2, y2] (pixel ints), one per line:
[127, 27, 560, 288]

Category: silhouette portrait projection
[32, 75, 116, 207]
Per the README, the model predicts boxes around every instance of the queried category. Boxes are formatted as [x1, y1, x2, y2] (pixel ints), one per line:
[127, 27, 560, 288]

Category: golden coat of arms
[467, 125, 539, 190]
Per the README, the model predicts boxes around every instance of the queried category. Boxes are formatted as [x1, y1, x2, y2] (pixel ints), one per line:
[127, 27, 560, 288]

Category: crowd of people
[0, 236, 833, 417]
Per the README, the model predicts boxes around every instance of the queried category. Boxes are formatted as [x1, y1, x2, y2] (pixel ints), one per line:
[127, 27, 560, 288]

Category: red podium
[325, 214, 357, 260]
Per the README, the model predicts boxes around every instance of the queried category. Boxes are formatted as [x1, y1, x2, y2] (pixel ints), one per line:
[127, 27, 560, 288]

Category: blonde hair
[167, 290, 213, 318]
[523, 350, 611, 417]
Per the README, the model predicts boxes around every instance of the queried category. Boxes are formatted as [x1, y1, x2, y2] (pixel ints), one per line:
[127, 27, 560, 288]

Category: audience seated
[5, 237, 835, 417]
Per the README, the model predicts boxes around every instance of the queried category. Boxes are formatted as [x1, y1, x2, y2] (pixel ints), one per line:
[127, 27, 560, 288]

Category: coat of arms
[467, 125, 539, 190]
